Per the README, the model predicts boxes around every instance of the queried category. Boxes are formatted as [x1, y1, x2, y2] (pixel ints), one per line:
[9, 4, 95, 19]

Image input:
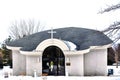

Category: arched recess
[36, 39, 69, 51]
[42, 46, 65, 76]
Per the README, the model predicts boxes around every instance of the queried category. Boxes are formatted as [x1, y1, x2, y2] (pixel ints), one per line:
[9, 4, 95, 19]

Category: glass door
[42, 46, 65, 76]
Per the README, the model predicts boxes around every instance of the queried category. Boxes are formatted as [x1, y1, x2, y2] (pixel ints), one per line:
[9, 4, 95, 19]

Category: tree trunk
[115, 52, 118, 68]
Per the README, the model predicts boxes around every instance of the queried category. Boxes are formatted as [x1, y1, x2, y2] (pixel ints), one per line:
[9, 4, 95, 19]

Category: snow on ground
[0, 66, 119, 80]
[0, 76, 120, 80]
[107, 66, 120, 76]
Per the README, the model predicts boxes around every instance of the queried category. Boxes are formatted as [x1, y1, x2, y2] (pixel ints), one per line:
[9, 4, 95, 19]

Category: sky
[0, 0, 120, 43]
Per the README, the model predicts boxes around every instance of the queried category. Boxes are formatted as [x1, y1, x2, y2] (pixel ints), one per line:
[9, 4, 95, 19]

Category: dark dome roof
[7, 27, 112, 51]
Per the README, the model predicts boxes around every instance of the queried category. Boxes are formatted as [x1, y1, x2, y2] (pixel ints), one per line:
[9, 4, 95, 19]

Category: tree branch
[100, 3, 120, 13]
[9, 19, 45, 40]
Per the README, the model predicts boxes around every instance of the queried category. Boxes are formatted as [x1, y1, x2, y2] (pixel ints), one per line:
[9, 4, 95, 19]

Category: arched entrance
[42, 46, 65, 76]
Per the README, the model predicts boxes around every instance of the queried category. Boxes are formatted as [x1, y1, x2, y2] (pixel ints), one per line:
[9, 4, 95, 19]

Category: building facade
[7, 27, 112, 76]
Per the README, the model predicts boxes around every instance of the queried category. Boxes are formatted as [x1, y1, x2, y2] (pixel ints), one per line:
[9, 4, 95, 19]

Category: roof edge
[7, 43, 112, 51]
[6, 45, 21, 50]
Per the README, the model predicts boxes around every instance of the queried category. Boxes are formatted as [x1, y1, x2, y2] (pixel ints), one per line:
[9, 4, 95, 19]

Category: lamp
[66, 57, 71, 66]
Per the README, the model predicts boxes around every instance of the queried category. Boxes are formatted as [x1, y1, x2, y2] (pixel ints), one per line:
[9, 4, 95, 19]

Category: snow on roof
[64, 40, 77, 51]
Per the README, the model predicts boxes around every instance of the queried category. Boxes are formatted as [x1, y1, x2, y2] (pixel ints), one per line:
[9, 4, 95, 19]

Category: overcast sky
[0, 0, 120, 43]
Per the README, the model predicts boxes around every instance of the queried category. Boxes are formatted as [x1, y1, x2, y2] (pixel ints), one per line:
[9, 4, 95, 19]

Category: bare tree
[100, 2, 120, 67]
[103, 23, 120, 67]
[9, 19, 45, 39]
[100, 3, 120, 13]
[99, 2, 120, 43]
[113, 45, 119, 68]
[102, 22, 120, 43]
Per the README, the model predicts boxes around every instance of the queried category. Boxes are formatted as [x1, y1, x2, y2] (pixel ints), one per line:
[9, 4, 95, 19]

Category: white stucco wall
[12, 48, 108, 76]
[26, 55, 42, 76]
[9, 38, 109, 76]
[12, 50, 26, 75]
[66, 54, 84, 76]
[25, 54, 84, 76]
[84, 49, 107, 76]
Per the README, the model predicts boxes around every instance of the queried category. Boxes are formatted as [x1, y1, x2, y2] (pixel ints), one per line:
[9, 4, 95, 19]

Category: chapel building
[7, 27, 112, 76]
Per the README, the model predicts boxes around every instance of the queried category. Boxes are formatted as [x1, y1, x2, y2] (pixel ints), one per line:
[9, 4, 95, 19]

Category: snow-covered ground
[0, 66, 119, 80]
[107, 66, 120, 76]
[0, 76, 120, 80]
